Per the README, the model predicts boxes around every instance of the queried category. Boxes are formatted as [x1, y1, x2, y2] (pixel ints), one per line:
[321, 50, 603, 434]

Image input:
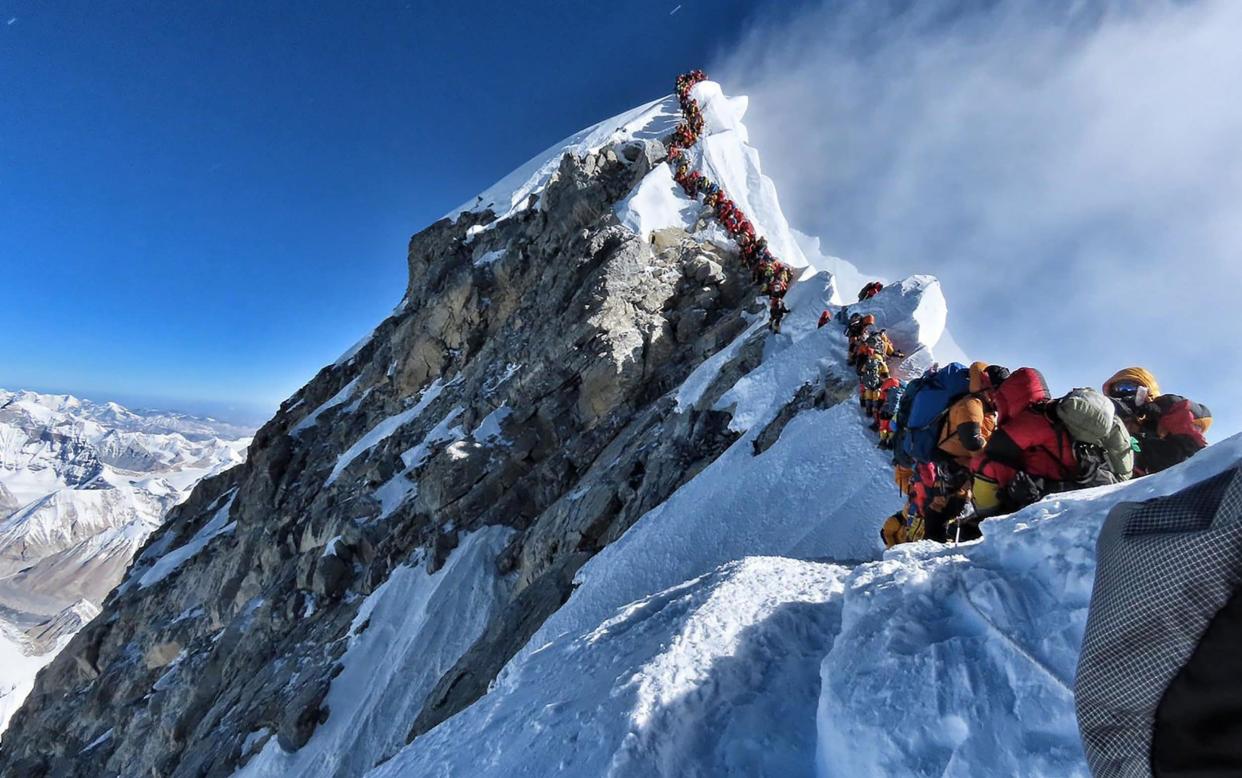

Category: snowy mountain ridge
[0, 79, 1234, 778]
[0, 389, 253, 442]
[0, 389, 251, 733]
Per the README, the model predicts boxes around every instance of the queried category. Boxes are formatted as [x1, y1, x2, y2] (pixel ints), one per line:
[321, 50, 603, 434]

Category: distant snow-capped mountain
[0, 389, 251, 731]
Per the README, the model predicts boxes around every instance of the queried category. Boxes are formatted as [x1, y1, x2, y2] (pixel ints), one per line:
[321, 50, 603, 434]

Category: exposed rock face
[0, 141, 777, 777]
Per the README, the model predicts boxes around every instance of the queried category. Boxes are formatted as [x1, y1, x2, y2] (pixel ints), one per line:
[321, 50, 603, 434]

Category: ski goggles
[1108, 380, 1144, 398]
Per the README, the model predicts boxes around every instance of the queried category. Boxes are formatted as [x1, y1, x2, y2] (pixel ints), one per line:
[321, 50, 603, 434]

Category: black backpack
[860, 357, 886, 391]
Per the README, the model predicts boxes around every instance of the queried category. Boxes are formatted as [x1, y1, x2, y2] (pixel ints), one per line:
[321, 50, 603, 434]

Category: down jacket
[974, 367, 1079, 488]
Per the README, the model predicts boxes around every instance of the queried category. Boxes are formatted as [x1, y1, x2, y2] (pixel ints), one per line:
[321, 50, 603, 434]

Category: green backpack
[1055, 388, 1135, 481]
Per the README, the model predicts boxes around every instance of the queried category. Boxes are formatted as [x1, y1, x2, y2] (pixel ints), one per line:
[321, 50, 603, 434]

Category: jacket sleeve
[954, 398, 988, 452]
[1157, 401, 1208, 446]
[957, 422, 985, 451]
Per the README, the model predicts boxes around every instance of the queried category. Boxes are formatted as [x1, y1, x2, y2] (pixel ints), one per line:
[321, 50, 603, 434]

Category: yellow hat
[1103, 367, 1161, 399]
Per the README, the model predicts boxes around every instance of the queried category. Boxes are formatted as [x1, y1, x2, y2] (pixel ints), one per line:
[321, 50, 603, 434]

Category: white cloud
[712, 0, 1242, 436]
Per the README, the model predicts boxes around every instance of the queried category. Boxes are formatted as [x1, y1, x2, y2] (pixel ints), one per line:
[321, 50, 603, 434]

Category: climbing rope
[665, 71, 794, 329]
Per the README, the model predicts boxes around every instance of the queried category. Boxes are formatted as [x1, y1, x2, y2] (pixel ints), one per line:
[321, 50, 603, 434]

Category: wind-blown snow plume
[712, 0, 1242, 435]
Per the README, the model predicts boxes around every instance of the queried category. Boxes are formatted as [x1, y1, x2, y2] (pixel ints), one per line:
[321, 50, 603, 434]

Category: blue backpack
[890, 376, 924, 467]
[900, 363, 972, 465]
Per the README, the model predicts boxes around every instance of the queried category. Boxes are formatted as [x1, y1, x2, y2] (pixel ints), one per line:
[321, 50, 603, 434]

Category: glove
[1004, 471, 1046, 508]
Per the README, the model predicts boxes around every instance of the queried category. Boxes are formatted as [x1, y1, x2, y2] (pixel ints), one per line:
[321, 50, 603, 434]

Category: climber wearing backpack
[971, 367, 1110, 518]
[884, 362, 975, 542]
[927, 363, 1010, 540]
[751, 259, 770, 288]
[717, 197, 740, 233]
[904, 460, 975, 543]
[858, 354, 890, 418]
[771, 263, 793, 299]
[972, 368, 1065, 516]
[881, 503, 924, 548]
[1104, 367, 1212, 475]
[876, 377, 904, 445]
[759, 261, 788, 298]
[854, 327, 899, 373]
[846, 314, 875, 366]
[938, 363, 1009, 468]
[895, 362, 972, 466]
[862, 329, 895, 358]
[1134, 393, 1212, 474]
[880, 465, 924, 547]
[768, 296, 790, 334]
[877, 330, 905, 365]
[1052, 386, 1136, 486]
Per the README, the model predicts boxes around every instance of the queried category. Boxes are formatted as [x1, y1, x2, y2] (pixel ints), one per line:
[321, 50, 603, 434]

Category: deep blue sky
[1, 0, 804, 423]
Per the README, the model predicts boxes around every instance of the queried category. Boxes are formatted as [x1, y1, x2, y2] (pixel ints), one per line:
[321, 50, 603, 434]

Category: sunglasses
[1109, 380, 1149, 402]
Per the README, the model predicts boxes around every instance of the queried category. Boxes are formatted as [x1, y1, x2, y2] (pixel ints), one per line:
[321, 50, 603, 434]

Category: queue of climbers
[827, 289, 1213, 548]
[665, 70, 1214, 548]
[666, 70, 794, 333]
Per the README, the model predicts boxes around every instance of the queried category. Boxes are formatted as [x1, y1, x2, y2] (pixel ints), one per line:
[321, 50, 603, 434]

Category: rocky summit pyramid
[3, 79, 1239, 778]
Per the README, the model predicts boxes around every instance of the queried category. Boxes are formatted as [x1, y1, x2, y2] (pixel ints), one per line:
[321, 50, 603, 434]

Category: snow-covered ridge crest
[445, 95, 681, 223]
[615, 79, 811, 275]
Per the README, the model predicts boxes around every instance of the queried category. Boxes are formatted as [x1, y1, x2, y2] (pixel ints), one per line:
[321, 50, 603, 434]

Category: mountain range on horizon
[0, 388, 252, 732]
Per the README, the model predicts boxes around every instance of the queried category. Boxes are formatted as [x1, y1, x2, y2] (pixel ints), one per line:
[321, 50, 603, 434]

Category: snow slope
[366, 435, 1242, 778]
[236, 526, 515, 778]
[371, 556, 847, 778]
[361, 263, 962, 777]
[816, 433, 1242, 777]
[0, 619, 63, 733]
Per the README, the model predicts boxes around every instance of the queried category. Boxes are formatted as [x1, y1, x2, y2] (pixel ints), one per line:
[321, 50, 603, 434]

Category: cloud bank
[713, 0, 1242, 435]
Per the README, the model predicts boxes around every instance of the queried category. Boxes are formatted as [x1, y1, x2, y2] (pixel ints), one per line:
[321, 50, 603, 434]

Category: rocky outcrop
[0, 139, 791, 777]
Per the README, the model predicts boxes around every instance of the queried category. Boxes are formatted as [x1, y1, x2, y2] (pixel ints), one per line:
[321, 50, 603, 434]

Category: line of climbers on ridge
[820, 283, 1214, 548]
[664, 71, 1213, 546]
[666, 70, 794, 333]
